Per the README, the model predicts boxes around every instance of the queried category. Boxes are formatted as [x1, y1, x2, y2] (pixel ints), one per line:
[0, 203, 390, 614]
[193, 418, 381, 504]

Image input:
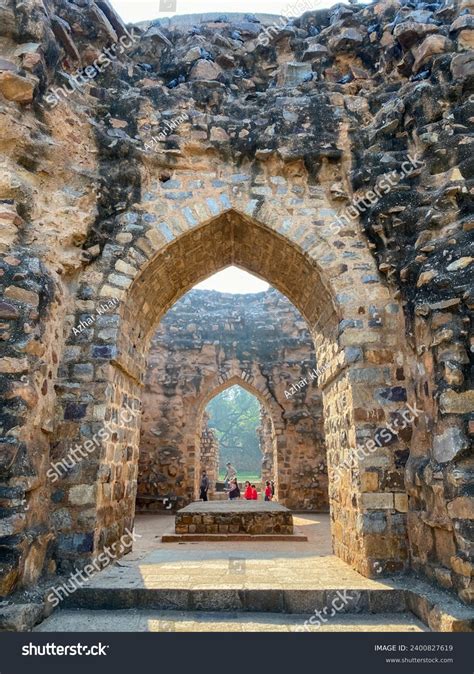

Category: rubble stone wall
[259, 407, 275, 485]
[175, 504, 294, 536]
[0, 0, 472, 603]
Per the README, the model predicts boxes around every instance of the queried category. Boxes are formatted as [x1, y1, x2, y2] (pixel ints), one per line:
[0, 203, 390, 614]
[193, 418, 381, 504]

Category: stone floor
[98, 513, 383, 591]
[33, 514, 473, 632]
[134, 511, 332, 558]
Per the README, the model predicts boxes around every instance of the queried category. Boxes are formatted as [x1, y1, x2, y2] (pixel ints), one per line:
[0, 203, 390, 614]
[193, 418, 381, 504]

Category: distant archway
[198, 385, 271, 500]
[137, 285, 327, 512]
[195, 378, 280, 501]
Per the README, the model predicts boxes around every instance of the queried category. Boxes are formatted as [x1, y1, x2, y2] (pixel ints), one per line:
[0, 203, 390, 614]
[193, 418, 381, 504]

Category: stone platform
[166, 500, 307, 542]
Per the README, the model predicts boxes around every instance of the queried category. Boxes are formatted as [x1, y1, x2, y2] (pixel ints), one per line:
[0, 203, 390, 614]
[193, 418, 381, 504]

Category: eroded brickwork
[199, 413, 219, 499]
[138, 288, 327, 511]
[0, 0, 472, 606]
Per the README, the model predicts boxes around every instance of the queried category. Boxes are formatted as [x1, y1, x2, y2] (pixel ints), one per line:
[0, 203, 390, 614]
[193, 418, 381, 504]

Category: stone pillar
[259, 407, 274, 485]
[199, 412, 219, 498]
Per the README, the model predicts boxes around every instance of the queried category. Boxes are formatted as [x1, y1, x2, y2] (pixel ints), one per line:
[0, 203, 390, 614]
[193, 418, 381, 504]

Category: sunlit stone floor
[80, 513, 391, 591]
[35, 514, 471, 632]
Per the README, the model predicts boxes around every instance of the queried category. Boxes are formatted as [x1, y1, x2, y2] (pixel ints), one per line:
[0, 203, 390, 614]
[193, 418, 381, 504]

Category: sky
[110, 0, 332, 24]
[195, 266, 269, 293]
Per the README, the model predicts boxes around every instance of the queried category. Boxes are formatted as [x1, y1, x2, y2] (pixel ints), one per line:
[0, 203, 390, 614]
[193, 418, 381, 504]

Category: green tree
[206, 385, 261, 476]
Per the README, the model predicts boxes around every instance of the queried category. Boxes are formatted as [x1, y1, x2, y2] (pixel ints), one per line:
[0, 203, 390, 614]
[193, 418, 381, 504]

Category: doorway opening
[199, 384, 275, 500]
[53, 209, 409, 578]
[136, 265, 327, 514]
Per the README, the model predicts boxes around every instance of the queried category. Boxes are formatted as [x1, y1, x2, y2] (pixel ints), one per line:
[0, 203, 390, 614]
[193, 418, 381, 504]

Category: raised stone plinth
[164, 500, 307, 541]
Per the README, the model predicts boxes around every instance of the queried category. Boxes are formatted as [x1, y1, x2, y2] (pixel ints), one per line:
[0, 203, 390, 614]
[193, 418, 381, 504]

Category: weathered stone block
[433, 427, 469, 463]
[394, 493, 408, 513]
[69, 485, 96, 506]
[361, 493, 394, 510]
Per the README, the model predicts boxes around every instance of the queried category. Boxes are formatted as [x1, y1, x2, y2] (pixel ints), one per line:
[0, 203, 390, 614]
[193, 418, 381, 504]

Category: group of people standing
[199, 462, 275, 502]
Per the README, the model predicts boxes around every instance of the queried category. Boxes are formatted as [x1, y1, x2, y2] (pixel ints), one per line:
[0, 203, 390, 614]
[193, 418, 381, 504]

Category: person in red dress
[243, 481, 253, 500]
[250, 484, 258, 500]
[264, 481, 273, 501]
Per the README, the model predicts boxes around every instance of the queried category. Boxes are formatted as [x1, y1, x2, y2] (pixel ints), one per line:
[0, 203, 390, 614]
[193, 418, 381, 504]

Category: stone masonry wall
[0, 0, 472, 603]
[138, 288, 328, 511]
[175, 503, 294, 536]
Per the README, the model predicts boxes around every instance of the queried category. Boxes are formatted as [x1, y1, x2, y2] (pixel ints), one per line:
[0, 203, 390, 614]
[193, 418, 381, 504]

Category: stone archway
[1, 0, 471, 613]
[54, 204, 410, 578]
[137, 367, 283, 510]
[193, 376, 282, 502]
[137, 285, 327, 512]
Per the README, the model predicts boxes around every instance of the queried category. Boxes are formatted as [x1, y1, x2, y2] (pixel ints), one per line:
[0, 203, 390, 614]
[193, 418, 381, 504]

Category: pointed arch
[116, 208, 340, 385]
[196, 379, 278, 500]
[55, 199, 409, 579]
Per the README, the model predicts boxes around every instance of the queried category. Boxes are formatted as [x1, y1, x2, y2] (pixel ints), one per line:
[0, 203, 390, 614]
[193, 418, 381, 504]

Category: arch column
[198, 412, 219, 499]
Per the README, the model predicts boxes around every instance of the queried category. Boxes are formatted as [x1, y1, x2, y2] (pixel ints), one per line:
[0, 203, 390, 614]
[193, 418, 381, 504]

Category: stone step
[34, 609, 429, 632]
[52, 579, 473, 632]
[61, 586, 408, 614]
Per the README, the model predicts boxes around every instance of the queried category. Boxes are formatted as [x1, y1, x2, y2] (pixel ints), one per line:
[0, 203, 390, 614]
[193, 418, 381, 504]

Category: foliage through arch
[206, 385, 262, 479]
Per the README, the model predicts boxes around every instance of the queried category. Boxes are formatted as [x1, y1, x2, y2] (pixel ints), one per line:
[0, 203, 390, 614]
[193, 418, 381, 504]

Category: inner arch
[200, 383, 271, 499]
[117, 209, 339, 382]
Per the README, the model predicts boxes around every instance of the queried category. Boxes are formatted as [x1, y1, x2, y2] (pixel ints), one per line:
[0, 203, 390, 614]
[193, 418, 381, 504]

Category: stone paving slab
[74, 556, 398, 591]
[35, 609, 429, 633]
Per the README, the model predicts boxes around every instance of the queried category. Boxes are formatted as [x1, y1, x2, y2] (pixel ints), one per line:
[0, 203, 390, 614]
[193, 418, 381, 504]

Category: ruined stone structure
[138, 288, 327, 511]
[198, 412, 220, 498]
[136, 410, 220, 510]
[0, 0, 472, 614]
